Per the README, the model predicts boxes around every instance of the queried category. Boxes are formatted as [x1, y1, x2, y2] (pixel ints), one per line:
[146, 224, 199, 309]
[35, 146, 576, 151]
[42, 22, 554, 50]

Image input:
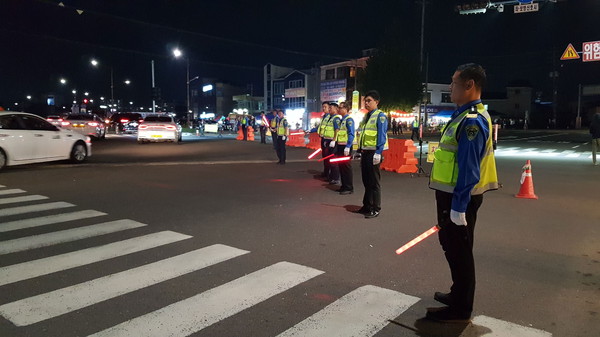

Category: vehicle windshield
[144, 116, 172, 122]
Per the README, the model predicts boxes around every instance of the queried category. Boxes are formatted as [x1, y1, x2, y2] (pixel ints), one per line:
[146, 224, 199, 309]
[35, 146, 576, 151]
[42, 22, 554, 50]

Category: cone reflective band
[330, 156, 351, 163]
[318, 154, 335, 162]
[395, 225, 439, 255]
[307, 148, 322, 159]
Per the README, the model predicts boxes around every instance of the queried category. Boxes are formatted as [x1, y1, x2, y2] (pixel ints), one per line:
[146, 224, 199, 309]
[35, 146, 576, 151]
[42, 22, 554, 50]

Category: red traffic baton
[395, 225, 440, 255]
[307, 148, 322, 159]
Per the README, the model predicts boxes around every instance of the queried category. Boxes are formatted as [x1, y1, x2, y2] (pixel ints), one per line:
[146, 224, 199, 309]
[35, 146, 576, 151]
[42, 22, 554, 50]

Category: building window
[337, 67, 350, 79]
[441, 92, 452, 103]
[273, 82, 284, 95]
[289, 79, 303, 89]
[325, 69, 335, 80]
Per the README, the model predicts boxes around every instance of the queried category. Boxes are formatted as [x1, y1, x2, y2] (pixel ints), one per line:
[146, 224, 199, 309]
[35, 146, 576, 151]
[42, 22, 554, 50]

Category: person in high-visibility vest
[318, 102, 332, 179]
[411, 116, 420, 141]
[241, 114, 248, 141]
[334, 102, 355, 194]
[268, 109, 279, 150]
[426, 63, 498, 323]
[275, 109, 289, 164]
[355, 90, 388, 219]
[325, 103, 341, 184]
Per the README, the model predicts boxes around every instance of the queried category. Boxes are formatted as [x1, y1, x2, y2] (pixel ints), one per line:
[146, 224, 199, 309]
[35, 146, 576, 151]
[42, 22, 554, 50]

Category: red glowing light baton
[395, 225, 440, 255]
[290, 132, 304, 136]
[262, 116, 269, 126]
[330, 156, 351, 163]
[307, 148, 322, 159]
[318, 154, 335, 162]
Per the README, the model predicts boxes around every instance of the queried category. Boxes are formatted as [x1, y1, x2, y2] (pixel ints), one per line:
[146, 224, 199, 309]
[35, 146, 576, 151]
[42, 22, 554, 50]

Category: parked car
[61, 114, 106, 139]
[0, 112, 91, 170]
[137, 115, 182, 143]
[109, 113, 143, 134]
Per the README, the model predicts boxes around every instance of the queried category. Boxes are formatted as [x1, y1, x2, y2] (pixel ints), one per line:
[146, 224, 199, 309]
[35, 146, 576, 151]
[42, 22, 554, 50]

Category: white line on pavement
[88, 261, 323, 337]
[0, 210, 107, 233]
[0, 195, 48, 205]
[0, 202, 74, 217]
[0, 219, 146, 255]
[465, 315, 552, 337]
[0, 231, 192, 286]
[0, 189, 26, 196]
[277, 285, 420, 337]
[0, 244, 250, 326]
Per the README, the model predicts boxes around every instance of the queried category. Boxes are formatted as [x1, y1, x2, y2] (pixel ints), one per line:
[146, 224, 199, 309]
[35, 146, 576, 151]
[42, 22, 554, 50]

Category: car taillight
[120, 119, 129, 123]
[138, 124, 148, 129]
[104, 119, 110, 124]
[88, 122, 99, 127]
[166, 125, 176, 130]
[61, 121, 70, 126]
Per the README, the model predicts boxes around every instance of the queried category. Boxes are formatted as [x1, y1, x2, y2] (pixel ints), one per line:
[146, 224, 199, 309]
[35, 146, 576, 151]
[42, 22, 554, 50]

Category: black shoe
[434, 292, 452, 306]
[353, 207, 370, 214]
[340, 190, 354, 195]
[425, 306, 471, 323]
[364, 210, 380, 219]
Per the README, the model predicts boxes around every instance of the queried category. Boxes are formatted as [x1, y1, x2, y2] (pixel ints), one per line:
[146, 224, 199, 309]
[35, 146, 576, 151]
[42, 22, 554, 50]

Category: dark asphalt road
[0, 130, 598, 337]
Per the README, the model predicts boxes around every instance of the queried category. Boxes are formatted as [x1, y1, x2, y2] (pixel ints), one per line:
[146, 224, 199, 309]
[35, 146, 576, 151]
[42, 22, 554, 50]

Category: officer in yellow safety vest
[426, 63, 498, 323]
[325, 103, 341, 184]
[355, 90, 388, 219]
[318, 102, 332, 179]
[411, 116, 420, 141]
[275, 109, 289, 164]
[333, 102, 356, 194]
[269, 109, 279, 150]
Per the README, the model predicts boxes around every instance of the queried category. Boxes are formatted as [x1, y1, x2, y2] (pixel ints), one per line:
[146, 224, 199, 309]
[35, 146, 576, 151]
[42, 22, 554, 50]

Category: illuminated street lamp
[26, 95, 32, 100]
[173, 47, 196, 125]
[60, 78, 67, 84]
[124, 79, 131, 85]
[84, 92, 89, 96]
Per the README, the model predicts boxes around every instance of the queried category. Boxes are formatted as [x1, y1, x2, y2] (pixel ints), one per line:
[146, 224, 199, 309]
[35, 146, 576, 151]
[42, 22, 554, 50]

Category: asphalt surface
[0, 129, 598, 337]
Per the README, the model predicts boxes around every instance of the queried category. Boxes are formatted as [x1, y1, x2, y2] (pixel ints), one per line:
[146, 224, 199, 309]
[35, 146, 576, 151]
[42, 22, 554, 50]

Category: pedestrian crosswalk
[493, 146, 592, 160]
[0, 185, 553, 336]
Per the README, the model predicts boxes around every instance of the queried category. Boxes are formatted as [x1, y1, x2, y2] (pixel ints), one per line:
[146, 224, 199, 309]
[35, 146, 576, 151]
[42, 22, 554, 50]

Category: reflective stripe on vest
[318, 114, 330, 137]
[323, 114, 340, 139]
[429, 103, 499, 195]
[336, 116, 354, 145]
[358, 110, 388, 150]
[277, 118, 287, 135]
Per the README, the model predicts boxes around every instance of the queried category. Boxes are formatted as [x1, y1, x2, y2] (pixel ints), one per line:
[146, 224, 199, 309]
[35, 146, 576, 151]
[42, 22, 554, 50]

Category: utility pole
[151, 60, 156, 114]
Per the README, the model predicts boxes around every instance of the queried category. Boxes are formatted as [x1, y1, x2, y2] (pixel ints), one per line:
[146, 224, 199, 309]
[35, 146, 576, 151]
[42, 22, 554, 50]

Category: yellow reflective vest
[358, 110, 388, 150]
[318, 114, 331, 137]
[277, 117, 288, 135]
[336, 116, 354, 145]
[429, 103, 498, 195]
[322, 114, 340, 139]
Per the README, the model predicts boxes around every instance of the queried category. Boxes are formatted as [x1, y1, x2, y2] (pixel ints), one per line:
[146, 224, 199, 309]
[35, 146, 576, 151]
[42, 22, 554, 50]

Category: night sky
[1, 0, 599, 110]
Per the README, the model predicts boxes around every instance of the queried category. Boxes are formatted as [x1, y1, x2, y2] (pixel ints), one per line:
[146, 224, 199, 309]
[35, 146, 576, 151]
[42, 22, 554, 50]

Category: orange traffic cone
[515, 160, 538, 199]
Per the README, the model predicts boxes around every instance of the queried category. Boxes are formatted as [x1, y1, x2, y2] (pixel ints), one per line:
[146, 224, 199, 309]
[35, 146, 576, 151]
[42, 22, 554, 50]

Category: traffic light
[82, 98, 89, 104]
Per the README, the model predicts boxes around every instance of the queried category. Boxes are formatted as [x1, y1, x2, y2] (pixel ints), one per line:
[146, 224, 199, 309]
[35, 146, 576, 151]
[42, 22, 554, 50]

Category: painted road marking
[277, 285, 420, 337]
[465, 315, 552, 337]
[0, 210, 107, 233]
[0, 219, 145, 255]
[89, 262, 323, 337]
[0, 189, 26, 196]
[0, 244, 249, 326]
[0, 195, 48, 205]
[0, 202, 74, 217]
[0, 231, 192, 286]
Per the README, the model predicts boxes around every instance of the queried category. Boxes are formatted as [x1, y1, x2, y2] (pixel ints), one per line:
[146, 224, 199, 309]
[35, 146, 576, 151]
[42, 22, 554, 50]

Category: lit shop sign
[202, 84, 214, 92]
[285, 88, 306, 98]
[320, 79, 346, 102]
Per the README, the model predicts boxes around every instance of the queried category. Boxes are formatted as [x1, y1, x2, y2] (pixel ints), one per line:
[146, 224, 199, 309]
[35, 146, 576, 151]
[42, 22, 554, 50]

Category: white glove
[329, 141, 336, 148]
[344, 147, 350, 156]
[373, 153, 381, 165]
[450, 210, 467, 226]
[281, 136, 287, 141]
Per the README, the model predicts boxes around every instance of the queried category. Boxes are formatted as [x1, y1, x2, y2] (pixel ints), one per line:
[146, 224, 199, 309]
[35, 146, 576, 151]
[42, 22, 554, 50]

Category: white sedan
[61, 113, 106, 139]
[0, 112, 92, 170]
[137, 115, 182, 143]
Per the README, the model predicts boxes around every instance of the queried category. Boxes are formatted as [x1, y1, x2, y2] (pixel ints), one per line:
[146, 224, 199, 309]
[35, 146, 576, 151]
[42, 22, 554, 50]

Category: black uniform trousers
[259, 126, 267, 143]
[271, 131, 278, 150]
[323, 139, 339, 181]
[410, 128, 419, 141]
[335, 145, 353, 191]
[360, 150, 381, 211]
[275, 136, 286, 163]
[435, 190, 483, 315]
[242, 125, 248, 141]
[321, 137, 330, 177]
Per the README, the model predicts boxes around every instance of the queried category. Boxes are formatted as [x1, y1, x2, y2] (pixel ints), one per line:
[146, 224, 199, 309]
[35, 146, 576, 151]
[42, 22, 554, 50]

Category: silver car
[61, 114, 107, 139]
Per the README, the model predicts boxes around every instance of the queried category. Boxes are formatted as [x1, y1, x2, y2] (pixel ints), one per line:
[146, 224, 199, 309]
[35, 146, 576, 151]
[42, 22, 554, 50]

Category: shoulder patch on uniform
[465, 124, 479, 140]
[347, 120, 353, 125]
[379, 116, 386, 123]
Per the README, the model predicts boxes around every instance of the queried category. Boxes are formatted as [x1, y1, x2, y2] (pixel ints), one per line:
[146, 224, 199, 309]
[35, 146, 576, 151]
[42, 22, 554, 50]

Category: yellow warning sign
[560, 43, 580, 60]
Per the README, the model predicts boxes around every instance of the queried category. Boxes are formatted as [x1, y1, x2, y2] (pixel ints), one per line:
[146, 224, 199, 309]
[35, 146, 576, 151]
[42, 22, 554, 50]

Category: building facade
[191, 79, 246, 120]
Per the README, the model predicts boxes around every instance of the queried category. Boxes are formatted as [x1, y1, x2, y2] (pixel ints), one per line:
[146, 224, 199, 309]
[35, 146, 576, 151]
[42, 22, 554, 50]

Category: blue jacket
[342, 115, 355, 148]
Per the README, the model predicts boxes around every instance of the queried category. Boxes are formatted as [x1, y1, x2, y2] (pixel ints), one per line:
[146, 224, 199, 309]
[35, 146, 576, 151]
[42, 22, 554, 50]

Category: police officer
[426, 63, 498, 323]
[334, 102, 355, 195]
[318, 102, 332, 179]
[268, 109, 279, 150]
[326, 103, 341, 184]
[411, 116, 420, 141]
[275, 109, 289, 164]
[259, 112, 267, 144]
[355, 90, 388, 219]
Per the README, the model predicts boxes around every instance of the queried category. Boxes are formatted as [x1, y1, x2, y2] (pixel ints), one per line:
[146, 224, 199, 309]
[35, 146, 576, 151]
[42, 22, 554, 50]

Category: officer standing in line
[426, 63, 498, 323]
[241, 114, 248, 141]
[318, 102, 332, 179]
[334, 102, 355, 195]
[411, 116, 420, 141]
[326, 103, 341, 184]
[275, 109, 289, 164]
[268, 109, 279, 150]
[258, 112, 267, 144]
[355, 90, 388, 219]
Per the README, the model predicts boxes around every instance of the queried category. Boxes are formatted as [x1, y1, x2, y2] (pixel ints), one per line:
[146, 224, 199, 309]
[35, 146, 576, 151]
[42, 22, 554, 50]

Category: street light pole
[187, 58, 191, 125]
[151, 60, 156, 114]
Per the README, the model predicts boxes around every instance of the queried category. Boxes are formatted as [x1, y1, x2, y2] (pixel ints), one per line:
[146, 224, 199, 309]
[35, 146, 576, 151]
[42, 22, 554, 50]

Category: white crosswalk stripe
[0, 201, 74, 217]
[0, 209, 107, 233]
[0, 195, 48, 205]
[276, 285, 419, 337]
[494, 146, 591, 161]
[88, 261, 323, 337]
[0, 219, 146, 255]
[0, 244, 249, 326]
[0, 189, 26, 196]
[0, 231, 192, 286]
[467, 315, 552, 337]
